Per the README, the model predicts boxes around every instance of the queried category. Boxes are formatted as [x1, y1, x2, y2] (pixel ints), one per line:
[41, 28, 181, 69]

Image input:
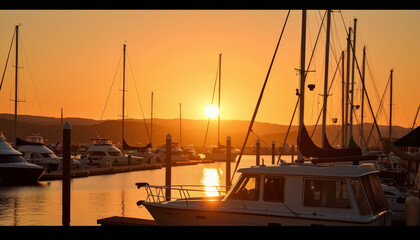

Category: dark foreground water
[0, 155, 289, 226]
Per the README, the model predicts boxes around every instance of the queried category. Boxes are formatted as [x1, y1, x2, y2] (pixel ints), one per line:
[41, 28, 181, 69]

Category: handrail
[136, 182, 227, 206]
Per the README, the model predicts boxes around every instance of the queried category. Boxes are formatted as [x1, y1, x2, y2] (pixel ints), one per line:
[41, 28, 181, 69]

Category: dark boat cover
[393, 126, 420, 148]
[298, 125, 362, 158]
[123, 139, 151, 151]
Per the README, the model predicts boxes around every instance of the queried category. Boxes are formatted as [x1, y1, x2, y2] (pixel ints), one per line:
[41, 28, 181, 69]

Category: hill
[0, 113, 412, 150]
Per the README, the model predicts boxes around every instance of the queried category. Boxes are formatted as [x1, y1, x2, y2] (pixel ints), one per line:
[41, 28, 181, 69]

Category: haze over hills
[0, 113, 413, 150]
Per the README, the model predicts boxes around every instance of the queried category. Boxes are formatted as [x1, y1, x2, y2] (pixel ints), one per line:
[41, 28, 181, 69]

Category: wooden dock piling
[62, 122, 71, 227]
[272, 140, 275, 164]
[226, 136, 231, 190]
[165, 134, 172, 201]
[256, 139, 260, 166]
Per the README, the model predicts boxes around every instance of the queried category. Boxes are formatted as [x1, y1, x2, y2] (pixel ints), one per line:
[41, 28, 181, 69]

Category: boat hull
[0, 163, 46, 185]
[143, 202, 390, 226]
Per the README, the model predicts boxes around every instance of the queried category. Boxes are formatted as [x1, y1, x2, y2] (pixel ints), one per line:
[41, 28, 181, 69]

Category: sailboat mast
[14, 25, 19, 144]
[341, 51, 345, 147]
[349, 18, 357, 141]
[360, 46, 366, 147]
[179, 102, 182, 147]
[122, 44, 126, 155]
[389, 69, 393, 141]
[321, 9, 331, 148]
[218, 53, 221, 146]
[151, 91, 153, 149]
[297, 9, 307, 161]
[344, 27, 352, 146]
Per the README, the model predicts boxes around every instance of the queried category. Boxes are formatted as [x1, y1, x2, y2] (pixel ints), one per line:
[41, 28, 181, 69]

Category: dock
[40, 164, 162, 181]
[97, 216, 157, 226]
[39, 159, 215, 181]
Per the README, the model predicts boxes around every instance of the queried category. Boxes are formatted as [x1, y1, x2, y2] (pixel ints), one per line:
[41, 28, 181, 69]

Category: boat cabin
[221, 163, 390, 224]
[26, 134, 44, 144]
[91, 138, 113, 146]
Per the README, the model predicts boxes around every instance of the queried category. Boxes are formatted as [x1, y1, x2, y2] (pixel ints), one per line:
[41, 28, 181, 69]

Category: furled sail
[123, 139, 151, 151]
[298, 125, 362, 158]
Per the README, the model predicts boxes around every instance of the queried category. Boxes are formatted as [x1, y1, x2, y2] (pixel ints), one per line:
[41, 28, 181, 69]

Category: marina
[0, 154, 276, 226]
[1, 9, 420, 227]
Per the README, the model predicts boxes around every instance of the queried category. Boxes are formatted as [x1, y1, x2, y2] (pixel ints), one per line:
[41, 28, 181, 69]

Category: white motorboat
[154, 143, 188, 163]
[17, 134, 84, 172]
[0, 132, 45, 185]
[136, 162, 392, 226]
[204, 145, 238, 162]
[81, 137, 145, 167]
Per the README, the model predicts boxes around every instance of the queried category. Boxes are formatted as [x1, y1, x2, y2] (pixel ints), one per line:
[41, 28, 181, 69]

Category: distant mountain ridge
[0, 113, 412, 149]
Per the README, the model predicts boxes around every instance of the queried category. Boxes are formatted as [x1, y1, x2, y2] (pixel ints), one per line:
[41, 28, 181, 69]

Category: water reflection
[201, 168, 223, 197]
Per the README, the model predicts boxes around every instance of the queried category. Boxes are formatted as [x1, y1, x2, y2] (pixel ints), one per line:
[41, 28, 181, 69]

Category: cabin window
[360, 174, 389, 214]
[303, 179, 351, 209]
[351, 179, 371, 216]
[263, 177, 284, 202]
[229, 175, 260, 201]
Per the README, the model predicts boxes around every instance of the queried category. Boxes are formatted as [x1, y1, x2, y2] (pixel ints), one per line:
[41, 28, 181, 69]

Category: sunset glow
[204, 104, 219, 119]
[0, 10, 419, 129]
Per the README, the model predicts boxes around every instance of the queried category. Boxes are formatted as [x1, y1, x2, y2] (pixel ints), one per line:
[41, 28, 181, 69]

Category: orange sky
[0, 10, 419, 128]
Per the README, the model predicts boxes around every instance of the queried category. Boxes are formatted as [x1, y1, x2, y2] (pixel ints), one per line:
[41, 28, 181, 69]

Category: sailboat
[81, 44, 145, 167]
[136, 10, 392, 226]
[204, 53, 237, 162]
[0, 25, 45, 184]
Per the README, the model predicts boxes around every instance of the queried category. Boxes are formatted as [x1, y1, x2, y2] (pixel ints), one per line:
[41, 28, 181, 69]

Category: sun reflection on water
[201, 168, 223, 197]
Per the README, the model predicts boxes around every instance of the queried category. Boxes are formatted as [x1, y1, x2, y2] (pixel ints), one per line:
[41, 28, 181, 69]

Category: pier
[39, 159, 214, 181]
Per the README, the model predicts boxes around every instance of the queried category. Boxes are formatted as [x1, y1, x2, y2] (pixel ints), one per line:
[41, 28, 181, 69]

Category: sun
[204, 105, 219, 119]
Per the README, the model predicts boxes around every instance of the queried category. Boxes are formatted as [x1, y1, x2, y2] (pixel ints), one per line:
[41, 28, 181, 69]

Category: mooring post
[226, 136, 231, 190]
[272, 140, 275, 165]
[62, 122, 71, 227]
[256, 139, 260, 166]
[291, 144, 295, 163]
[165, 134, 172, 201]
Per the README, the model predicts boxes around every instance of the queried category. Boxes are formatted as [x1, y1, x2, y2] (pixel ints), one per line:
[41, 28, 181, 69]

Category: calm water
[0, 155, 291, 226]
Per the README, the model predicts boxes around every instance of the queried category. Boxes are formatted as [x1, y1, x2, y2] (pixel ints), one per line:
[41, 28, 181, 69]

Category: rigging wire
[97, 51, 123, 134]
[20, 31, 43, 115]
[231, 10, 290, 181]
[126, 52, 151, 142]
[203, 58, 220, 148]
[0, 29, 15, 92]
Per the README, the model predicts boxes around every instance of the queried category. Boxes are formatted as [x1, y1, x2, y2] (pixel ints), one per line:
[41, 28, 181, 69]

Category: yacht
[80, 137, 145, 167]
[17, 134, 84, 172]
[0, 132, 45, 185]
[154, 143, 188, 163]
[136, 162, 392, 226]
[204, 145, 238, 162]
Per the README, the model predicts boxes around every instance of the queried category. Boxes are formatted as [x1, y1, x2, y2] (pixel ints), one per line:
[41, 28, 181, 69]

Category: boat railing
[136, 182, 227, 206]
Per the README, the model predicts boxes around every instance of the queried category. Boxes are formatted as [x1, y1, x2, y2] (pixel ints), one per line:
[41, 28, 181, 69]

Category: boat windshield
[0, 154, 26, 163]
[92, 139, 112, 145]
[228, 175, 260, 201]
[26, 136, 44, 144]
[360, 173, 389, 214]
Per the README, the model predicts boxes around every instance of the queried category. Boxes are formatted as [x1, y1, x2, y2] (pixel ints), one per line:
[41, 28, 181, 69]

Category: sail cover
[123, 139, 151, 151]
[393, 126, 420, 148]
[298, 125, 362, 158]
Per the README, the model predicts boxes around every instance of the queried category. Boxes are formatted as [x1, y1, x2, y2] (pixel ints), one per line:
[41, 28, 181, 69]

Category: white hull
[143, 202, 390, 226]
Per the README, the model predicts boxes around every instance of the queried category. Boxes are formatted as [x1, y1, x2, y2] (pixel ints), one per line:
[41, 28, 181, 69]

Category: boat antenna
[231, 10, 290, 181]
